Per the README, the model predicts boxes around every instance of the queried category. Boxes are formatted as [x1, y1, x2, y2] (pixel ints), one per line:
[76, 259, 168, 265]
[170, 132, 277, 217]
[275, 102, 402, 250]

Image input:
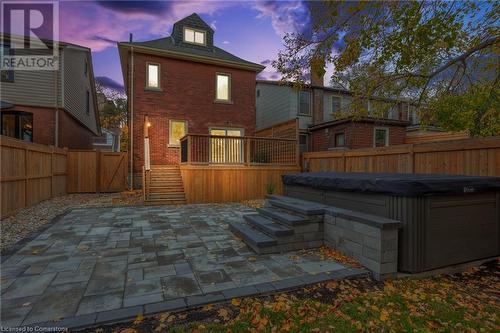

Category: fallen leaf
[217, 308, 230, 321]
[202, 304, 214, 312]
[231, 298, 241, 306]
[133, 314, 144, 325]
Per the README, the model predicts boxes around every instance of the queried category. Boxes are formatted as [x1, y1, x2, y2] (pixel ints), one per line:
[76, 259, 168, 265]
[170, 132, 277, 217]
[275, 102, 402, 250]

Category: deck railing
[180, 134, 299, 166]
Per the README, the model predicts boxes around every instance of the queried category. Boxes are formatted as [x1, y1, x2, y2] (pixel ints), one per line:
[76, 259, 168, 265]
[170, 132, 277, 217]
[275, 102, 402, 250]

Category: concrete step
[267, 196, 324, 216]
[244, 214, 294, 237]
[257, 207, 310, 226]
[229, 222, 277, 252]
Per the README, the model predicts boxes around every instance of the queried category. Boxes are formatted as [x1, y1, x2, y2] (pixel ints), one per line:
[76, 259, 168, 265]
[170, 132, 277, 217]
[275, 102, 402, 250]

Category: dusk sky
[57, 0, 312, 90]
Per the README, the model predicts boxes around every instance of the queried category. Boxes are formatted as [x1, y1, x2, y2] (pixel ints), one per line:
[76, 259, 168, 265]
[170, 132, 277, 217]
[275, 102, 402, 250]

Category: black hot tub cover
[282, 172, 500, 196]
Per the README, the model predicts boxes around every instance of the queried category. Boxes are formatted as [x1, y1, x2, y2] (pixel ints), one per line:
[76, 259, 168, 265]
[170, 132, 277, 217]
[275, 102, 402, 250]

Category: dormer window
[184, 27, 205, 45]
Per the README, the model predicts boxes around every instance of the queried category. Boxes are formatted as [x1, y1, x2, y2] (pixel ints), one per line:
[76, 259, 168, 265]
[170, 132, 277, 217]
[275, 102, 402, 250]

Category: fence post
[246, 138, 251, 165]
[96, 150, 101, 193]
[187, 135, 191, 164]
[24, 145, 28, 208]
[50, 146, 54, 197]
[342, 151, 347, 172]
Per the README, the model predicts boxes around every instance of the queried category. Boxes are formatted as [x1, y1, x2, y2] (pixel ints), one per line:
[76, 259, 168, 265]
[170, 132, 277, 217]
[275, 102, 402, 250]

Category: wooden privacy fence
[1, 135, 128, 217]
[303, 136, 500, 176]
[67, 150, 128, 193]
[1, 135, 67, 217]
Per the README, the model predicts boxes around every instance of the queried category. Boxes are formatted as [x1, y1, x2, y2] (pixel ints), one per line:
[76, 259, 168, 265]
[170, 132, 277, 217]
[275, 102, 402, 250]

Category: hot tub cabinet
[283, 172, 500, 273]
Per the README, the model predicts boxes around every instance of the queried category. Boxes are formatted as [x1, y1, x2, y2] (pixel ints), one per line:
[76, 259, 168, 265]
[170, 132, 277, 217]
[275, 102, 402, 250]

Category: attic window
[184, 27, 205, 45]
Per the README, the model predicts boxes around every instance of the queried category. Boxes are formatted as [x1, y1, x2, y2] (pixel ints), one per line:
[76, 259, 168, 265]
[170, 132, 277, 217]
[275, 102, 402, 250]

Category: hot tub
[283, 172, 500, 273]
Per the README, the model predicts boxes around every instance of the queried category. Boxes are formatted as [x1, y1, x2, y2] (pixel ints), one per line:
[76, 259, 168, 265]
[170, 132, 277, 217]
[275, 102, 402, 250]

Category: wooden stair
[145, 165, 187, 205]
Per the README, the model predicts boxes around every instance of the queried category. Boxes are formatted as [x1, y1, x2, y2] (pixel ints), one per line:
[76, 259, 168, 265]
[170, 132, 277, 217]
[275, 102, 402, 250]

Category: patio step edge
[257, 207, 310, 225]
[228, 222, 277, 252]
[244, 214, 294, 237]
[267, 199, 325, 216]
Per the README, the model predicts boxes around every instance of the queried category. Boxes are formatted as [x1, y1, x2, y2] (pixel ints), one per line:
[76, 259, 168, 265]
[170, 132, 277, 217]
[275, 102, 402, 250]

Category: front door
[210, 128, 244, 163]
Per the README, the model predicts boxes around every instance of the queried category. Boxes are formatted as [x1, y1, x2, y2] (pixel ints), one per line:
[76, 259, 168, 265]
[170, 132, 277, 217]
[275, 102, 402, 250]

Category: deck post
[246, 138, 251, 165]
[187, 135, 192, 164]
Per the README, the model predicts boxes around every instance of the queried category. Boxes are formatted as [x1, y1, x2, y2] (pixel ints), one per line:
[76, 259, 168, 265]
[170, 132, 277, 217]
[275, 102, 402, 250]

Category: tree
[96, 82, 127, 129]
[274, 0, 499, 135]
[95, 82, 129, 149]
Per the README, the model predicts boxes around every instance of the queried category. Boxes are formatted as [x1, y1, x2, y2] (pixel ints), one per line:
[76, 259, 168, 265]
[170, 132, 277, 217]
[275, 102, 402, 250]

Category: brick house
[256, 74, 414, 152]
[0, 35, 101, 148]
[309, 117, 408, 151]
[118, 13, 264, 187]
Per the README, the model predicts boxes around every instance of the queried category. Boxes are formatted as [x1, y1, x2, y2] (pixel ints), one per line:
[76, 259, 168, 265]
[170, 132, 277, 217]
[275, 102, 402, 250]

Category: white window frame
[298, 90, 311, 116]
[373, 127, 389, 147]
[183, 27, 206, 45]
[169, 120, 188, 147]
[146, 62, 160, 90]
[215, 73, 231, 102]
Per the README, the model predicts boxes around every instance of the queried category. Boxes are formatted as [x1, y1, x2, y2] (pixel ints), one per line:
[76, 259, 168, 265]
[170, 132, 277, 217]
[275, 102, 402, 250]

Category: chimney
[310, 57, 325, 87]
[310, 57, 325, 124]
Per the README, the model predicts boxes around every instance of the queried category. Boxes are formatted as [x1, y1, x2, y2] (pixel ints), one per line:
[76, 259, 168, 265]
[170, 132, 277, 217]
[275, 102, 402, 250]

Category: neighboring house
[0, 35, 100, 148]
[256, 77, 416, 151]
[118, 13, 264, 187]
[93, 128, 121, 152]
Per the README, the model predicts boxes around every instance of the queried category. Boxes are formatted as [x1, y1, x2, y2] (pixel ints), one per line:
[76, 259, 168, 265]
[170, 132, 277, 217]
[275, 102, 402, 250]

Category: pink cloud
[59, 1, 236, 51]
[59, 2, 142, 51]
[252, 1, 310, 36]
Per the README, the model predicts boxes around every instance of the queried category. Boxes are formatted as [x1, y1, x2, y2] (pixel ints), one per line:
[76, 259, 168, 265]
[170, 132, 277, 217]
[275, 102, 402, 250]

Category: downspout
[129, 45, 134, 190]
[54, 53, 59, 147]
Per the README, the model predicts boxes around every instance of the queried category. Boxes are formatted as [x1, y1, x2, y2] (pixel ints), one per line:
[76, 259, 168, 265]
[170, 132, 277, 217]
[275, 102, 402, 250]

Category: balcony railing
[180, 134, 299, 166]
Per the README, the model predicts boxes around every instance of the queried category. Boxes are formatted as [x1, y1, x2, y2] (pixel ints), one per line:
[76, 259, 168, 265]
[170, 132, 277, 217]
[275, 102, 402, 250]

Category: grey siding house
[256, 80, 418, 152]
[1, 34, 100, 148]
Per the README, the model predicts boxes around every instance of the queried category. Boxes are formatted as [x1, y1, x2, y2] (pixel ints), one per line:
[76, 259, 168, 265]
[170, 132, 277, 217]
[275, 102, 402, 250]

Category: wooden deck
[143, 134, 300, 204]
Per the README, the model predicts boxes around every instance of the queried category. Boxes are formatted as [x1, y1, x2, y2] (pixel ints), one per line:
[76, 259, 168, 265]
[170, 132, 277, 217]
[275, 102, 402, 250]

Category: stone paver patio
[1, 204, 366, 329]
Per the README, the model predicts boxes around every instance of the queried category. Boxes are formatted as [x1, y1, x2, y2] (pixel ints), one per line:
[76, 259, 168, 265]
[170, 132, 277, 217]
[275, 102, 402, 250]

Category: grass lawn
[90, 260, 499, 333]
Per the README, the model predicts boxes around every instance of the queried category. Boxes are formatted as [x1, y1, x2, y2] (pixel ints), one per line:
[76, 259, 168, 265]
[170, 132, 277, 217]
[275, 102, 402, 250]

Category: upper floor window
[386, 104, 399, 120]
[1, 44, 14, 82]
[216, 73, 231, 102]
[332, 96, 342, 114]
[184, 27, 205, 45]
[298, 91, 311, 116]
[146, 63, 160, 89]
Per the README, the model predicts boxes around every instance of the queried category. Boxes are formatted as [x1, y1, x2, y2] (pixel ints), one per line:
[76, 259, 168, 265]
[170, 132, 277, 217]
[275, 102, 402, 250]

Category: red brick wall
[311, 121, 407, 151]
[3, 105, 55, 145]
[130, 53, 257, 172]
[58, 109, 96, 149]
[1, 105, 95, 149]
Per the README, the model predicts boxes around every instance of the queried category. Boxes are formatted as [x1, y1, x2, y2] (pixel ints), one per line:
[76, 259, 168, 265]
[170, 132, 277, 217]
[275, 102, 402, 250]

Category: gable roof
[120, 37, 263, 70]
[172, 13, 214, 34]
[118, 13, 264, 77]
